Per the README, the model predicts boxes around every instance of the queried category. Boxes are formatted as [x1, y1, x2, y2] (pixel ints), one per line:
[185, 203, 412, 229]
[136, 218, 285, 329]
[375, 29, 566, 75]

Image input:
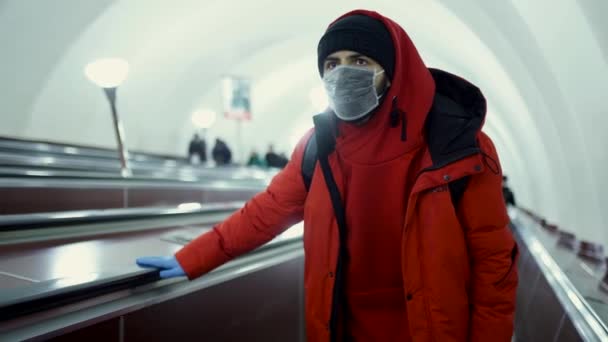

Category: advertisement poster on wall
[222, 76, 252, 121]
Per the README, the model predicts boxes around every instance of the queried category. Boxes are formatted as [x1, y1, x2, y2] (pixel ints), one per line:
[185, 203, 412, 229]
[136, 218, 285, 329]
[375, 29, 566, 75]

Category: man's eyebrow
[347, 53, 366, 60]
[324, 53, 368, 63]
[324, 57, 340, 63]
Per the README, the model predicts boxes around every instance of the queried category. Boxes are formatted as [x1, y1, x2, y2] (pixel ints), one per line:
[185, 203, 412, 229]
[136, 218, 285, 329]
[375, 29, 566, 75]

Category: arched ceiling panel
[0, 0, 112, 135]
[1, 0, 606, 244]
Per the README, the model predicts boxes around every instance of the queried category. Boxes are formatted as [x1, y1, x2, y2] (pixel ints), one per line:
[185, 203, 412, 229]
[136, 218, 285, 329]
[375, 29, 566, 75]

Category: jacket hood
[325, 10, 436, 164]
[425, 68, 487, 168]
[320, 11, 488, 166]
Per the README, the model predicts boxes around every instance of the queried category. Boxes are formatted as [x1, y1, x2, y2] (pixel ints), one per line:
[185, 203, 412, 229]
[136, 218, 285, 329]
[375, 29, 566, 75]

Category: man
[264, 143, 281, 167]
[503, 175, 517, 206]
[187, 133, 206, 164]
[211, 138, 232, 165]
[137, 10, 518, 341]
[265, 144, 289, 168]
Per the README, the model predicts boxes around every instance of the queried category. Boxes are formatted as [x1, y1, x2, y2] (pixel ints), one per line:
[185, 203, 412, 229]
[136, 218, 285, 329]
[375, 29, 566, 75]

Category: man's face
[323, 50, 390, 95]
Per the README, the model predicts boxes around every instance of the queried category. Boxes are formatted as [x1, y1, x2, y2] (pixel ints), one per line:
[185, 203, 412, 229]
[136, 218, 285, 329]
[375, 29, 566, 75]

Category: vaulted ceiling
[1, 0, 606, 244]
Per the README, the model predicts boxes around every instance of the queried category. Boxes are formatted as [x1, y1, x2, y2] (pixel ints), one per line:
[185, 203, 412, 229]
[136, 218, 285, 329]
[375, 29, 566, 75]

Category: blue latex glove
[136, 256, 186, 279]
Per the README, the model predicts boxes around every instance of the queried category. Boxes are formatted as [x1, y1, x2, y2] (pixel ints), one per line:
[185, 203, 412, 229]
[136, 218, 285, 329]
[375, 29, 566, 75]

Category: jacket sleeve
[458, 133, 518, 342]
[175, 130, 313, 279]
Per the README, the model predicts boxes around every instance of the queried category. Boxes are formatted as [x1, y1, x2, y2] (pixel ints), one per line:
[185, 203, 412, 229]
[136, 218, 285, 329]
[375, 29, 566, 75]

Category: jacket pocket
[494, 243, 519, 290]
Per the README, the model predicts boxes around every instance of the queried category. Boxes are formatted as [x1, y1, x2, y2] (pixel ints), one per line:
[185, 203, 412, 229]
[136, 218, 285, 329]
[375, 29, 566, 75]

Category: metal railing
[511, 208, 608, 341]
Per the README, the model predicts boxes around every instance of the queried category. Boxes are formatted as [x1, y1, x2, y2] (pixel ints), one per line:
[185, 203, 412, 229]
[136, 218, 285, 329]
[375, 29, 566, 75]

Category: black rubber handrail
[0, 136, 186, 163]
[0, 230, 303, 322]
[0, 152, 271, 179]
[0, 203, 244, 232]
[0, 172, 269, 189]
[0, 164, 273, 184]
[0, 270, 161, 322]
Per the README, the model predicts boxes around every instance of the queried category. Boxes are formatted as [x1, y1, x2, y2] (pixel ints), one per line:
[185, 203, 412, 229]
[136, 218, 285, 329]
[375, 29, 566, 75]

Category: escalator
[510, 208, 608, 341]
[0, 203, 304, 341]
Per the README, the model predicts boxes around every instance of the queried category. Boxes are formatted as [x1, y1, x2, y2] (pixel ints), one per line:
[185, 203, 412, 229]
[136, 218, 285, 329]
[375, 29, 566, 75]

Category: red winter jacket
[176, 10, 517, 342]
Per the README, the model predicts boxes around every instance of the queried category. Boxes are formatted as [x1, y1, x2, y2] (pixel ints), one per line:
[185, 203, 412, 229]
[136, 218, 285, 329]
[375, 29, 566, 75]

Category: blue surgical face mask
[323, 65, 385, 121]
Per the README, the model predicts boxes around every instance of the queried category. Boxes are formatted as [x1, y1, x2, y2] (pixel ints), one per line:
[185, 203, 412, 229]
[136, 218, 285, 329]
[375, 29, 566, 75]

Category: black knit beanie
[317, 14, 395, 79]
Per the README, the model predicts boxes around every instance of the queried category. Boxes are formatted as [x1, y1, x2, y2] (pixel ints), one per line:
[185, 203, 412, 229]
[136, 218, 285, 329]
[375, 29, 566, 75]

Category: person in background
[212, 138, 232, 166]
[264, 144, 281, 168]
[188, 133, 207, 164]
[137, 9, 517, 341]
[277, 153, 289, 168]
[247, 150, 265, 167]
[503, 175, 517, 206]
[187, 133, 206, 164]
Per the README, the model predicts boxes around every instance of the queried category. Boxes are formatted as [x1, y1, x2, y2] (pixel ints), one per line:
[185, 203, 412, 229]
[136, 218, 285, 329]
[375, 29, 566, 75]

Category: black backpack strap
[448, 176, 469, 207]
[306, 109, 469, 340]
[312, 114, 346, 342]
[301, 134, 318, 192]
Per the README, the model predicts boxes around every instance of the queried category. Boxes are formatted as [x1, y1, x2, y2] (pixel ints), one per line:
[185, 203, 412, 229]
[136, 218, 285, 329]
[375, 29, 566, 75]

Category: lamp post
[190, 109, 216, 165]
[84, 58, 131, 177]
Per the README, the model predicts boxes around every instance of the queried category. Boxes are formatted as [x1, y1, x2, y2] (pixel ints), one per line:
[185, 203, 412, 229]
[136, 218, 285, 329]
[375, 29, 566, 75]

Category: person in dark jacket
[247, 150, 265, 167]
[265, 144, 288, 168]
[187, 133, 206, 164]
[211, 138, 232, 166]
[503, 175, 517, 206]
[137, 10, 517, 342]
[277, 153, 289, 168]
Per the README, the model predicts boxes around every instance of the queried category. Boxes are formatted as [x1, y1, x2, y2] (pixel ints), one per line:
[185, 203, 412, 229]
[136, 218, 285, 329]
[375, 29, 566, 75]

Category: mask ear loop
[375, 69, 392, 112]
[374, 69, 388, 98]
